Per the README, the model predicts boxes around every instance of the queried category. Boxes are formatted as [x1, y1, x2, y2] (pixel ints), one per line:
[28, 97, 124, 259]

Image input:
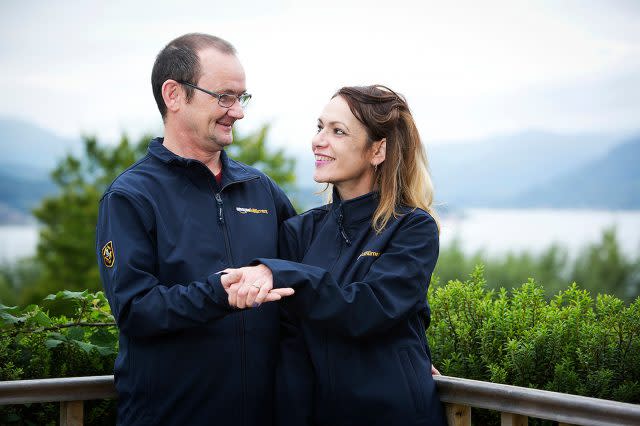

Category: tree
[227, 126, 296, 193]
[24, 126, 296, 303]
[25, 135, 149, 302]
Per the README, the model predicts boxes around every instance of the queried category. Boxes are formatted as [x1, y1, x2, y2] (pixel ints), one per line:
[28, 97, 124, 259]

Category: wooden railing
[0, 375, 639, 425]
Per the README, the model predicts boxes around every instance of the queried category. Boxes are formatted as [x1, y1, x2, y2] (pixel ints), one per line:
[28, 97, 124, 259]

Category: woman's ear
[162, 80, 182, 114]
[371, 138, 386, 166]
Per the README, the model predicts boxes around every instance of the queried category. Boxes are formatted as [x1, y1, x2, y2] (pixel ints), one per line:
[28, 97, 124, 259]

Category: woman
[223, 85, 446, 426]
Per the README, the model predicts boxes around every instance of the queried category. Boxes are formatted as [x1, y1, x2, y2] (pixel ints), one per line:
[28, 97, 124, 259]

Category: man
[96, 33, 296, 426]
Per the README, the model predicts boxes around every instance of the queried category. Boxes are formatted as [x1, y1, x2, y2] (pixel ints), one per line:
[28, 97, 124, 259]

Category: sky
[1, 0, 639, 160]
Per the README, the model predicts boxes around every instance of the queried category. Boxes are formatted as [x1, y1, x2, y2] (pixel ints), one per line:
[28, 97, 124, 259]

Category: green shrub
[428, 266, 640, 424]
[0, 290, 117, 425]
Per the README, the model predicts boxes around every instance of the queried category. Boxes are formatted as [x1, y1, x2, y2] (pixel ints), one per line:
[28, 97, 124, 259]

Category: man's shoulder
[103, 154, 159, 199]
[226, 157, 287, 197]
[226, 157, 268, 182]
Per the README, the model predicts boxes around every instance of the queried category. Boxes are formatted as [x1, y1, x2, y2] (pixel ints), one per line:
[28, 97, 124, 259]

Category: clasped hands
[220, 264, 295, 308]
[219, 265, 441, 376]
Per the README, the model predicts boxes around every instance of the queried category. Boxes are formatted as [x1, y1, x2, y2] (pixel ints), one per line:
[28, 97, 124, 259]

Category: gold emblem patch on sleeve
[102, 241, 115, 268]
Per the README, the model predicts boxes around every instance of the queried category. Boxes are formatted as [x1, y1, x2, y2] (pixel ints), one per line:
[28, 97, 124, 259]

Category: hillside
[511, 136, 640, 209]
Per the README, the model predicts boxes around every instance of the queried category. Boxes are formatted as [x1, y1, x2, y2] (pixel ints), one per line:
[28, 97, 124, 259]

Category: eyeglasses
[178, 81, 252, 108]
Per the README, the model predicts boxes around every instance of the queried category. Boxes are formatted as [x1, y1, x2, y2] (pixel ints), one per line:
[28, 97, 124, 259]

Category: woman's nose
[312, 131, 327, 149]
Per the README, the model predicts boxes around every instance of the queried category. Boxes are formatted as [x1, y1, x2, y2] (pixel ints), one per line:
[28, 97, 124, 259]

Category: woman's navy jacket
[96, 138, 295, 426]
[257, 191, 446, 426]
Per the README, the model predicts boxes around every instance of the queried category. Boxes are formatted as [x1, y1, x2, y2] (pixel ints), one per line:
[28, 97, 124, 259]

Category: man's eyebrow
[216, 87, 247, 95]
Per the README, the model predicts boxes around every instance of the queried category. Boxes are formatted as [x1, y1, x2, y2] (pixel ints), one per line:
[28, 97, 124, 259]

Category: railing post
[501, 412, 528, 426]
[60, 400, 83, 426]
[445, 403, 471, 426]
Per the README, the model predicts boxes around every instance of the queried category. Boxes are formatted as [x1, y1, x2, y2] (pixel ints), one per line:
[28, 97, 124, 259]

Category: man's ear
[162, 80, 182, 114]
[371, 138, 386, 166]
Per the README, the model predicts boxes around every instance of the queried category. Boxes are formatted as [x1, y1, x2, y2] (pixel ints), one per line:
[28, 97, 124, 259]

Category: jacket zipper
[213, 177, 258, 426]
[337, 206, 352, 246]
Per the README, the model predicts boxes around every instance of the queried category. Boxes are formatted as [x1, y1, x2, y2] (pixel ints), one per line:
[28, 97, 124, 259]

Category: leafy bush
[0, 290, 117, 425]
[428, 266, 640, 424]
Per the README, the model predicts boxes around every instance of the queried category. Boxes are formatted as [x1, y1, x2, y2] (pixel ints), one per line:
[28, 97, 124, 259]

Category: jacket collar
[331, 187, 379, 225]
[148, 137, 259, 185]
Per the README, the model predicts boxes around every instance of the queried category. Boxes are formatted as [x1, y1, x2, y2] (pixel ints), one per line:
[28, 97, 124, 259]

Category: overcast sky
[1, 0, 639, 158]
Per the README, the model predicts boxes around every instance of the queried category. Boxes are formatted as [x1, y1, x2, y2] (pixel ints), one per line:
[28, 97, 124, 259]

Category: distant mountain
[0, 118, 78, 221]
[0, 117, 81, 171]
[428, 130, 625, 208]
[510, 136, 640, 209]
[0, 168, 56, 209]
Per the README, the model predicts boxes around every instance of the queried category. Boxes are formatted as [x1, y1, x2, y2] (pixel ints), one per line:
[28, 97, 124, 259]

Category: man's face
[181, 48, 247, 150]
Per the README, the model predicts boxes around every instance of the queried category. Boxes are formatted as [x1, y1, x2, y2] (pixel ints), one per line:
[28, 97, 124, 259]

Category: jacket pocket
[398, 348, 426, 413]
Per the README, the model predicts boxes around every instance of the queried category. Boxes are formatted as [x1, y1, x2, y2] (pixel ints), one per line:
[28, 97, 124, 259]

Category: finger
[431, 365, 441, 376]
[220, 271, 242, 289]
[254, 282, 271, 305]
[270, 288, 295, 297]
[227, 283, 240, 307]
[237, 284, 250, 309]
[264, 293, 282, 302]
[245, 283, 261, 308]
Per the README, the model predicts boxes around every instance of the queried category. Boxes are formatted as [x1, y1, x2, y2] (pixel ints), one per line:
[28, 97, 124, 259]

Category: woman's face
[312, 96, 377, 200]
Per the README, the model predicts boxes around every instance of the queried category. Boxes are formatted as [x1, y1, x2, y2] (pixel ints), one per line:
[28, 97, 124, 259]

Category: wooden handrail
[434, 375, 640, 426]
[1, 375, 639, 426]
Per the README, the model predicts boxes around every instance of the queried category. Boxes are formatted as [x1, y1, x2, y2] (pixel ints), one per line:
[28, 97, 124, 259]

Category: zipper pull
[215, 193, 224, 224]
[337, 209, 352, 246]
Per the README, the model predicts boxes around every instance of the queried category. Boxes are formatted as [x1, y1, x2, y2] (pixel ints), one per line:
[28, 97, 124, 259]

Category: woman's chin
[313, 173, 328, 184]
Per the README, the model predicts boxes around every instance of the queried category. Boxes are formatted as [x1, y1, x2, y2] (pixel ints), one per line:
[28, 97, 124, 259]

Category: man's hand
[220, 266, 294, 308]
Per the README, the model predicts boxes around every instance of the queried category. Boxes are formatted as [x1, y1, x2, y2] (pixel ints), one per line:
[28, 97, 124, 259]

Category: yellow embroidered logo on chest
[358, 250, 380, 259]
[236, 207, 269, 215]
[102, 241, 115, 268]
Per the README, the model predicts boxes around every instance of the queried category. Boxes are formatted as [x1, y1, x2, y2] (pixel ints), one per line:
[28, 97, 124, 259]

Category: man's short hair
[151, 33, 237, 120]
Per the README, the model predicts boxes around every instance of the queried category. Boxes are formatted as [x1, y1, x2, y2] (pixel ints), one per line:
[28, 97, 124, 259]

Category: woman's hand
[221, 265, 294, 308]
[431, 365, 441, 376]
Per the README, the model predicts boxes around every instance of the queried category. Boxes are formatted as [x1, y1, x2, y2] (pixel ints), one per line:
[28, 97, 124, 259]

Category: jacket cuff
[207, 272, 234, 311]
[252, 258, 302, 289]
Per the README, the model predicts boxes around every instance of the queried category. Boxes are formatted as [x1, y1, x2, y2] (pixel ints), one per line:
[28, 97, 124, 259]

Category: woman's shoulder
[397, 205, 437, 225]
[389, 206, 439, 240]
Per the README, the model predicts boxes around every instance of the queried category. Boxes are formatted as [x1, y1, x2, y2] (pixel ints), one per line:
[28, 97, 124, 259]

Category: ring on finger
[250, 283, 262, 289]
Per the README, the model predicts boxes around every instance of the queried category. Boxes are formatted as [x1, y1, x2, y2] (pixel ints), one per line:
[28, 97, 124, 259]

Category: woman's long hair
[331, 85, 439, 233]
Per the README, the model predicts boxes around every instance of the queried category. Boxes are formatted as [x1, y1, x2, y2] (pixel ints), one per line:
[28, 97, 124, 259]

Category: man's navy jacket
[96, 138, 295, 426]
[257, 191, 446, 426]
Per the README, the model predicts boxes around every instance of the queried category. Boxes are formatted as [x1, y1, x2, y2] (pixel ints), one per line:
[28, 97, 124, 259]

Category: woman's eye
[334, 128, 345, 135]
[316, 125, 323, 133]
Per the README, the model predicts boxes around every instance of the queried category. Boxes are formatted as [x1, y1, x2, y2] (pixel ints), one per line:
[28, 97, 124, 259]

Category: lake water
[1, 209, 639, 263]
[439, 209, 640, 258]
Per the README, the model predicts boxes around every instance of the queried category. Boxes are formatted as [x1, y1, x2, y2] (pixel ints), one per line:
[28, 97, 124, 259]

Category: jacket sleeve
[96, 190, 234, 338]
[257, 213, 438, 338]
[275, 307, 315, 426]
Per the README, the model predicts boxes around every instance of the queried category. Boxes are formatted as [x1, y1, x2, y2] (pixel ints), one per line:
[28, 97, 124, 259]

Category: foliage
[0, 290, 117, 425]
[428, 266, 640, 424]
[434, 227, 640, 302]
[227, 126, 297, 193]
[25, 135, 149, 303]
[0, 258, 42, 306]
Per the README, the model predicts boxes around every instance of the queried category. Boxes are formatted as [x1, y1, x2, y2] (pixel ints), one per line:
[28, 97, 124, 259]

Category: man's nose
[227, 101, 245, 119]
